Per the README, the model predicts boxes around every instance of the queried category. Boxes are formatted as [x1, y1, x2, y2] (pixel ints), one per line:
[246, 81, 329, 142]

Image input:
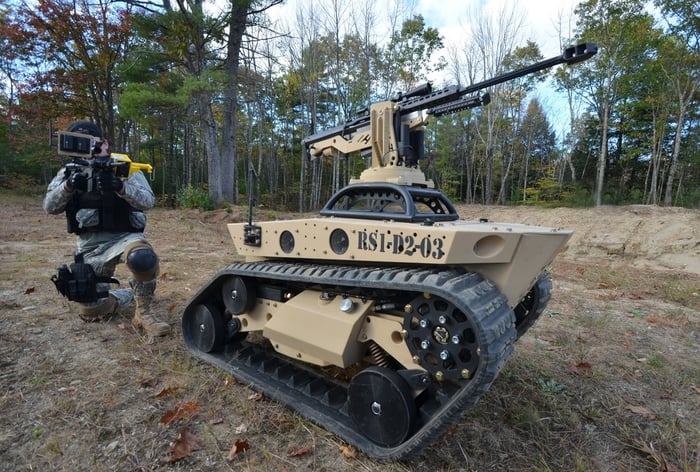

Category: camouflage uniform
[44, 164, 170, 336]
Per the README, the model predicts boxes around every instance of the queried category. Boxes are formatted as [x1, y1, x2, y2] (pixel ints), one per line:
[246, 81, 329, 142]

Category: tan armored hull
[228, 218, 571, 307]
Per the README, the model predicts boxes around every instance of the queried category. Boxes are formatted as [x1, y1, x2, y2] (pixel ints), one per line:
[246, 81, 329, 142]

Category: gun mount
[182, 43, 597, 459]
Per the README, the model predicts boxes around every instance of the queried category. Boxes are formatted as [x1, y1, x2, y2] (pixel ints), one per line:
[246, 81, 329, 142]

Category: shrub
[177, 185, 214, 210]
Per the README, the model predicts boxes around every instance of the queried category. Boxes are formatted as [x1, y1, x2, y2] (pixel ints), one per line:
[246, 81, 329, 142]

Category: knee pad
[125, 243, 159, 281]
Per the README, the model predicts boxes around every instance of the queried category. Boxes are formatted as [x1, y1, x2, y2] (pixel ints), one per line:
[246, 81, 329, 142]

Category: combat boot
[78, 295, 119, 322]
[131, 279, 170, 337]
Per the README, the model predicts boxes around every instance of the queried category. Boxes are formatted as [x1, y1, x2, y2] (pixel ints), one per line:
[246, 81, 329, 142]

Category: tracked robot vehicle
[182, 43, 597, 459]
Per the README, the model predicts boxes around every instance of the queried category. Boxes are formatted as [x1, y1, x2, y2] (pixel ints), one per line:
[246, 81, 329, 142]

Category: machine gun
[63, 153, 153, 179]
[302, 42, 597, 188]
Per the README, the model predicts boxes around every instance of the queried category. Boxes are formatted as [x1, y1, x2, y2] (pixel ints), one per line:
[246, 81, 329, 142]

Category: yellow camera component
[110, 153, 153, 177]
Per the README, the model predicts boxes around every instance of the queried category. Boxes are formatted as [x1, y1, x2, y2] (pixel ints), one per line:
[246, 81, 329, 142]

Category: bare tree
[460, 2, 525, 204]
[552, 5, 583, 183]
[656, 0, 699, 206]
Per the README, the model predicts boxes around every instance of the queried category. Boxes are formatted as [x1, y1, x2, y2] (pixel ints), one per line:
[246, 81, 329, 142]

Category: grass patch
[574, 262, 700, 311]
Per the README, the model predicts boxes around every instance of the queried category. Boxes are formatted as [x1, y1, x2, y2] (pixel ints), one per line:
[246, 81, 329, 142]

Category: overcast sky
[416, 0, 581, 57]
[266, 0, 582, 57]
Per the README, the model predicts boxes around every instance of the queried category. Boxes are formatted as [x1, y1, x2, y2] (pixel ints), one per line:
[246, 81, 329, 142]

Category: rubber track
[182, 261, 517, 460]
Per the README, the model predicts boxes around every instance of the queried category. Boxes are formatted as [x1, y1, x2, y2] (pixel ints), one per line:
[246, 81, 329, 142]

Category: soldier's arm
[43, 169, 72, 214]
[119, 171, 155, 210]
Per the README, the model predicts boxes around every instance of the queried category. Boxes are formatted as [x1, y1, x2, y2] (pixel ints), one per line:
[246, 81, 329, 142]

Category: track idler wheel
[221, 276, 256, 315]
[514, 271, 552, 338]
[347, 366, 417, 448]
[183, 303, 227, 353]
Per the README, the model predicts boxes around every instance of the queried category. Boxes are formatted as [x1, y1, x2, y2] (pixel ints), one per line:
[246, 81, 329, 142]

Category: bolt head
[339, 298, 354, 312]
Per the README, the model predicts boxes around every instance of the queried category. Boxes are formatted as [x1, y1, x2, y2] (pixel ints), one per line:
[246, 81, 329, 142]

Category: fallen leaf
[339, 444, 357, 459]
[630, 438, 679, 472]
[625, 404, 656, 420]
[155, 386, 179, 398]
[160, 272, 168, 281]
[140, 378, 159, 388]
[168, 428, 200, 462]
[692, 386, 700, 394]
[226, 439, 250, 461]
[272, 416, 293, 429]
[645, 314, 688, 327]
[167, 303, 178, 314]
[248, 392, 263, 401]
[161, 401, 199, 424]
[234, 423, 248, 434]
[224, 375, 235, 386]
[566, 361, 592, 376]
[445, 423, 459, 435]
[287, 446, 312, 457]
[24, 287, 35, 295]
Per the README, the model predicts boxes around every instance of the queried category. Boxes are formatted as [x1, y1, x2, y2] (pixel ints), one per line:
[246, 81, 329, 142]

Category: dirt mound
[455, 204, 700, 274]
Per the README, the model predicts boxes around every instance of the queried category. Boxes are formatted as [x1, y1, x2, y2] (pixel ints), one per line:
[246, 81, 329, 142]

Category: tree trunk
[594, 101, 610, 207]
[221, 1, 251, 205]
[663, 108, 685, 206]
[200, 93, 223, 205]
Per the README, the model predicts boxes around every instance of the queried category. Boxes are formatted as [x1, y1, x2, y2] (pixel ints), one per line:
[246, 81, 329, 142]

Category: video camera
[57, 131, 104, 158]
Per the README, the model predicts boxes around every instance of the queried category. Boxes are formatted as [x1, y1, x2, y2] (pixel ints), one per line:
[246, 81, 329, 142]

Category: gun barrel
[459, 42, 597, 95]
[396, 42, 596, 117]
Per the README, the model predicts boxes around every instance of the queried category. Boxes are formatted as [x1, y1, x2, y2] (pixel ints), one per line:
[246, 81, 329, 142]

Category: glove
[67, 171, 88, 192]
[97, 170, 124, 193]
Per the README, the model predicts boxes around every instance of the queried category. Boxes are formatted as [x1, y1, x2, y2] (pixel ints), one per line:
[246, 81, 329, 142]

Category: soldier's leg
[124, 240, 170, 337]
[77, 255, 123, 322]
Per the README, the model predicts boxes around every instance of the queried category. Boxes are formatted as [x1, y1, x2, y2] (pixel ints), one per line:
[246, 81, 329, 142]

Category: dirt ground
[0, 192, 698, 471]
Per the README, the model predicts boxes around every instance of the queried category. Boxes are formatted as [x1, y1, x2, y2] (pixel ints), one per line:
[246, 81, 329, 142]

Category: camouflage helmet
[67, 121, 103, 138]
